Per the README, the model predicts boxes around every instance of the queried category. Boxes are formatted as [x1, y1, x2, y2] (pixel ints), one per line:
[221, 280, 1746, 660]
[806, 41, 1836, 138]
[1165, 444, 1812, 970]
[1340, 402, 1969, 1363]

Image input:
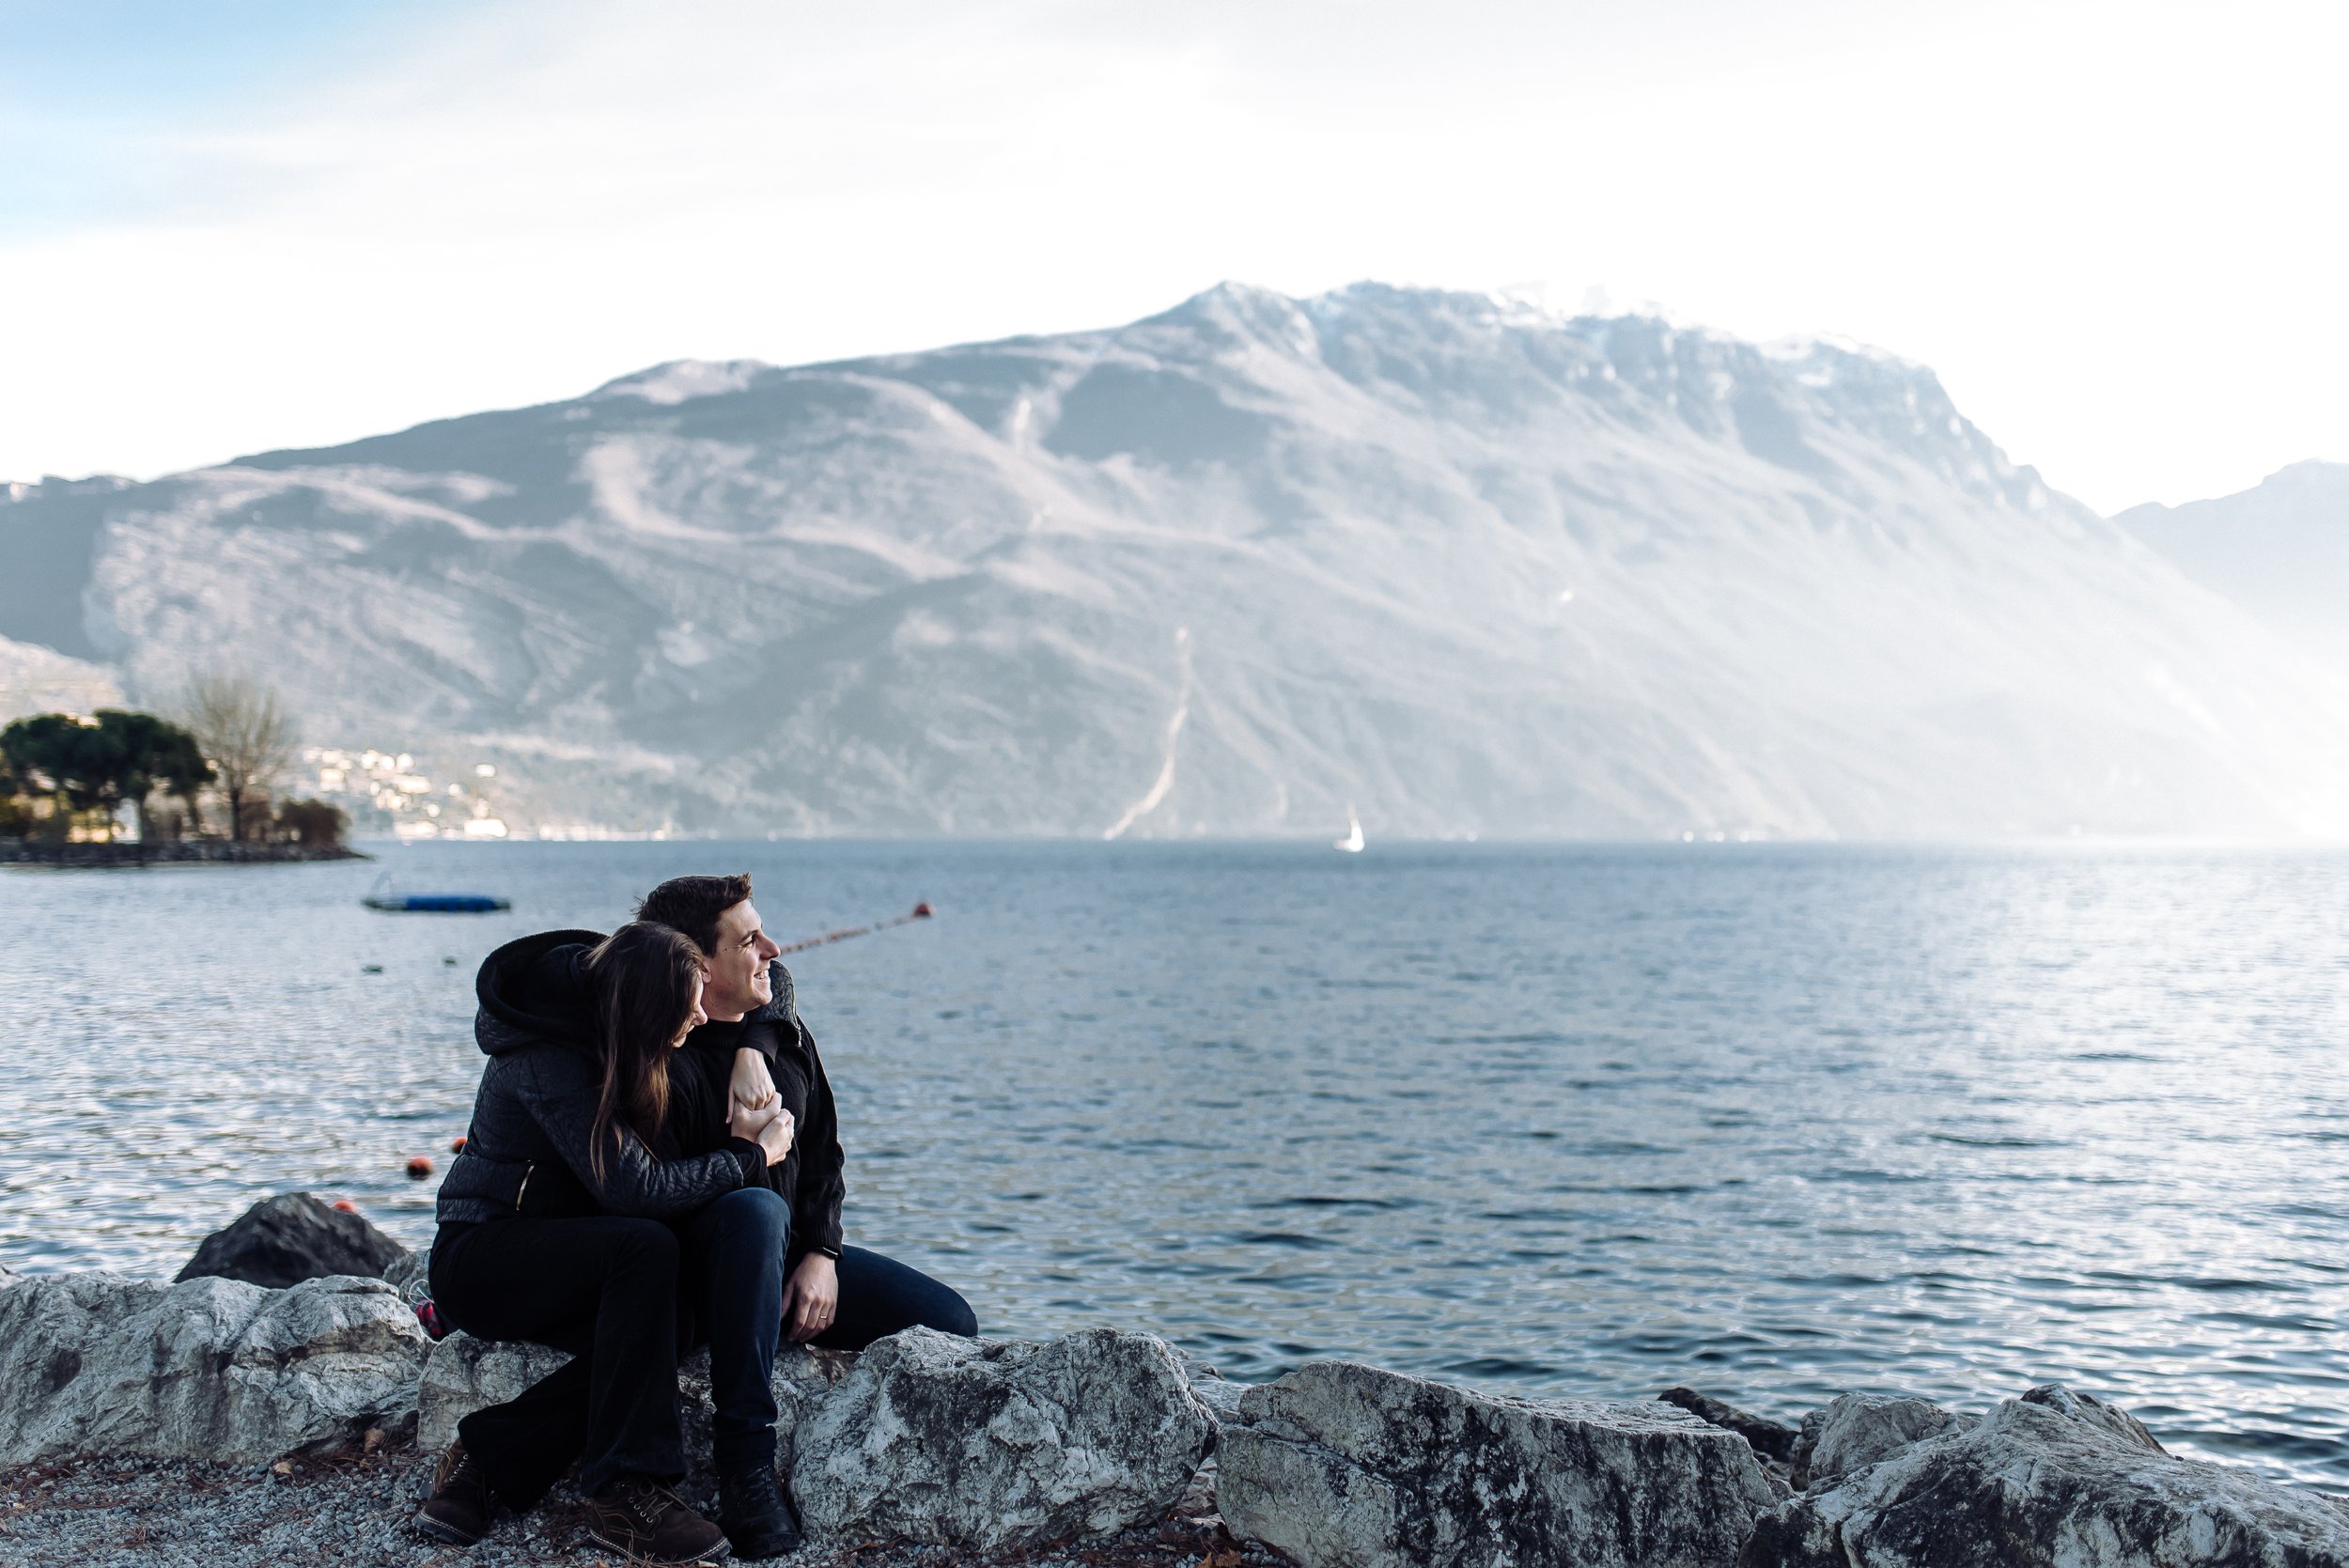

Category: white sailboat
[1334, 803, 1365, 853]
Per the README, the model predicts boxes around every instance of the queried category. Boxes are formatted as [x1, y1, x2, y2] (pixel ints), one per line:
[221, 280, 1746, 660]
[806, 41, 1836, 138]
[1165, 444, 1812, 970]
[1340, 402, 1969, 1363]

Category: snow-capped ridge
[590, 358, 776, 406]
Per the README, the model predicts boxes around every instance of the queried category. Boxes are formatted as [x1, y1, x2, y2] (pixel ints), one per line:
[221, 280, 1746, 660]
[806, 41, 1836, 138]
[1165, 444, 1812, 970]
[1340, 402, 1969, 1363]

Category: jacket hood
[474, 927, 604, 1057]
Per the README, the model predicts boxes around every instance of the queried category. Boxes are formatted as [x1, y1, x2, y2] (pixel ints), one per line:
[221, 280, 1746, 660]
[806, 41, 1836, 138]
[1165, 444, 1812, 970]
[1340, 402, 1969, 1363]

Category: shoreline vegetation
[0, 839, 369, 867]
[4, 676, 357, 864]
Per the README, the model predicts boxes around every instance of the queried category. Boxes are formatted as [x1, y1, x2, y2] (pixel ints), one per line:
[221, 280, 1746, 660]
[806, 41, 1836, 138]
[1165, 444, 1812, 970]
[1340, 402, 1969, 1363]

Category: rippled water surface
[8, 841, 2349, 1484]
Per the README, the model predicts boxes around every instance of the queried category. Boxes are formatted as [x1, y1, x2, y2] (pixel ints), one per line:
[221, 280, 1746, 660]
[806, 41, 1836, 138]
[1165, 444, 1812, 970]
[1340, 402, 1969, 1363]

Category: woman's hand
[726, 1098, 795, 1168]
[752, 1108, 796, 1168]
[730, 1048, 780, 1116]
[783, 1252, 839, 1343]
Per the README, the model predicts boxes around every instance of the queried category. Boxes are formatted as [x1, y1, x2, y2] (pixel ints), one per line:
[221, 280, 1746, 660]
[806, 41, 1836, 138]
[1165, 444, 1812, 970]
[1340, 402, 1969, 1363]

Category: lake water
[6, 840, 2348, 1487]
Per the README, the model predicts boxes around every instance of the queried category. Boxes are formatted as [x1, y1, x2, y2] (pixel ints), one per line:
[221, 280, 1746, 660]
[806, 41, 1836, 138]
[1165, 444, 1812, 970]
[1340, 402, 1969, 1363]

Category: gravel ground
[0, 1441, 1283, 1568]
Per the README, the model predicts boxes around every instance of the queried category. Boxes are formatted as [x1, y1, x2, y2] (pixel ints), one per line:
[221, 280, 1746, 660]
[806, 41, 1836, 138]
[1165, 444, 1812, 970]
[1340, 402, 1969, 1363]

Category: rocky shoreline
[6, 1197, 2349, 1567]
[0, 840, 369, 866]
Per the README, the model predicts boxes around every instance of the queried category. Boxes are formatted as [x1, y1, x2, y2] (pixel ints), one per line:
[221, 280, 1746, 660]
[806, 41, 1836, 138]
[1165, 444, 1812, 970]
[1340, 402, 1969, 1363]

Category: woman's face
[669, 970, 708, 1049]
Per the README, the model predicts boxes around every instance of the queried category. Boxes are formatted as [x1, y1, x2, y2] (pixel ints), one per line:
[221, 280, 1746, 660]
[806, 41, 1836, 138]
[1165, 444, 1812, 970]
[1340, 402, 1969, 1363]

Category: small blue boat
[364, 875, 510, 914]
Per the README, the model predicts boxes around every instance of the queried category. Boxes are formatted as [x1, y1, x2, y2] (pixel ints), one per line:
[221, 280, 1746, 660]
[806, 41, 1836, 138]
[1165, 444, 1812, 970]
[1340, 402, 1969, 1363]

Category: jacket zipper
[515, 1162, 534, 1212]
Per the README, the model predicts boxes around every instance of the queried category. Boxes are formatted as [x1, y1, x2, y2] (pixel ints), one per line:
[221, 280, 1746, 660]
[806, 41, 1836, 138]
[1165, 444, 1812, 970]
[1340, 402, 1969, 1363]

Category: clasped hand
[727, 1097, 796, 1165]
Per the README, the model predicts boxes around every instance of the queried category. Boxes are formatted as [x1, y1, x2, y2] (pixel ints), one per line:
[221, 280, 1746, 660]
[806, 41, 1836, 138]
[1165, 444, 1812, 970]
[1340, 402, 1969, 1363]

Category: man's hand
[730, 1048, 779, 1116]
[782, 1252, 839, 1343]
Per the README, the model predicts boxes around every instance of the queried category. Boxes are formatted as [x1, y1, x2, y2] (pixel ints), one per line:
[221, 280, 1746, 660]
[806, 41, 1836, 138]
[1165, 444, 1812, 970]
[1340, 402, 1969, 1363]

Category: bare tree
[179, 674, 297, 842]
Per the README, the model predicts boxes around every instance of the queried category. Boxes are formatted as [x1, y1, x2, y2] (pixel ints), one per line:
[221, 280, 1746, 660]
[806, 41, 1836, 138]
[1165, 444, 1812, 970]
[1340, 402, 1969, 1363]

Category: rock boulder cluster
[7, 1197, 2349, 1565]
[0, 1270, 428, 1466]
[1747, 1385, 2349, 1568]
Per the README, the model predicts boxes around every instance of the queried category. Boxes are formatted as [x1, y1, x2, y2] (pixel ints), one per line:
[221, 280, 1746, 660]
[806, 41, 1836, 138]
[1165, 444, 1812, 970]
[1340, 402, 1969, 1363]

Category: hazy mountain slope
[2113, 460, 2349, 675]
[0, 633, 120, 722]
[6, 283, 2346, 837]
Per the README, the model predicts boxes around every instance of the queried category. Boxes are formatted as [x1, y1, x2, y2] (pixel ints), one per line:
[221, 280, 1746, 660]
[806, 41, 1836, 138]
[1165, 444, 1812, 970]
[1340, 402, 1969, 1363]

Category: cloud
[2, 0, 2343, 511]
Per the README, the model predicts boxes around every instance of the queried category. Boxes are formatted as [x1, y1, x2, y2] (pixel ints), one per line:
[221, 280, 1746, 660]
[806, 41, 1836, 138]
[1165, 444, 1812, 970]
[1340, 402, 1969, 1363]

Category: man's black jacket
[667, 958, 848, 1260]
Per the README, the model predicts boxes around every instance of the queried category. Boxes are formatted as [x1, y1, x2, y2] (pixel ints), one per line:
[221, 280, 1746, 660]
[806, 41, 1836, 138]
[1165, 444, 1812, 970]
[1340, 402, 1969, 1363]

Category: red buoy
[449, 1135, 467, 1153]
[332, 1200, 359, 1213]
[405, 1157, 434, 1180]
[912, 902, 933, 918]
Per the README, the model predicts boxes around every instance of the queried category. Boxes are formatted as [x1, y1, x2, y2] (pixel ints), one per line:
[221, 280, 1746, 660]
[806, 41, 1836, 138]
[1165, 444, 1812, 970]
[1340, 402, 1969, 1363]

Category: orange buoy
[332, 1200, 359, 1213]
[449, 1135, 467, 1154]
[405, 1157, 434, 1180]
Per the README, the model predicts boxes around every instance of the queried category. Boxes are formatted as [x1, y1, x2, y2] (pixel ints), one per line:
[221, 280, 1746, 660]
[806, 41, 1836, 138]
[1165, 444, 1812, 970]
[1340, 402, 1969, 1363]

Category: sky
[2, 0, 2343, 514]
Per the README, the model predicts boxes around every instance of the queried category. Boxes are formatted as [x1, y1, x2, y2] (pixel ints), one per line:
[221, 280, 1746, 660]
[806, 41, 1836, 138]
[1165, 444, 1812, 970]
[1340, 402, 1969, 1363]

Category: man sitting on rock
[420, 872, 976, 1560]
[636, 872, 979, 1553]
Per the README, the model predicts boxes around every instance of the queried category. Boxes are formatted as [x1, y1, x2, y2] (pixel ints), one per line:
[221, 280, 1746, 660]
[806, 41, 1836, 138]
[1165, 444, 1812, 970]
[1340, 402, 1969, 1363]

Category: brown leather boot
[413, 1437, 495, 1545]
[583, 1476, 732, 1565]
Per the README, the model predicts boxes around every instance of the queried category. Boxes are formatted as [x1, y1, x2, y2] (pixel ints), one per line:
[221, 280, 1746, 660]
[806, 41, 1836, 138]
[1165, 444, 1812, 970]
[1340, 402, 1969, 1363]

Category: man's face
[702, 900, 780, 1021]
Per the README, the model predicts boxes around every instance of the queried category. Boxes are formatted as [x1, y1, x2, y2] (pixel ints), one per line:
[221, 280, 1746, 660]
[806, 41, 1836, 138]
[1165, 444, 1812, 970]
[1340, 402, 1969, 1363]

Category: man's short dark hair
[635, 873, 754, 958]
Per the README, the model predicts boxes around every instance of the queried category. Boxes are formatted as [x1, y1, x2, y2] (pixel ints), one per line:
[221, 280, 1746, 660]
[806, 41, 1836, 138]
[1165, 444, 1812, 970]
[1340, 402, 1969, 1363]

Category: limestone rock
[0, 1270, 428, 1464]
[1791, 1391, 1965, 1489]
[790, 1327, 1215, 1551]
[381, 1246, 431, 1298]
[1746, 1387, 2349, 1567]
[174, 1192, 410, 1290]
[415, 1332, 574, 1454]
[1220, 1359, 1777, 1568]
[1791, 1405, 1826, 1476]
[1658, 1387, 1799, 1461]
[1180, 1352, 1251, 1429]
[417, 1331, 851, 1491]
[2018, 1380, 2165, 1452]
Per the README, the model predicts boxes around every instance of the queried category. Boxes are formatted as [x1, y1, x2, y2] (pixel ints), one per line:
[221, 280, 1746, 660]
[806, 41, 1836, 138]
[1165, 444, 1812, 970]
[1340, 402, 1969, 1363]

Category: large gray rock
[418, 1331, 850, 1493]
[1791, 1390, 1966, 1489]
[1220, 1359, 1778, 1568]
[790, 1327, 1215, 1551]
[1743, 1383, 2349, 1567]
[175, 1192, 410, 1290]
[0, 1270, 428, 1464]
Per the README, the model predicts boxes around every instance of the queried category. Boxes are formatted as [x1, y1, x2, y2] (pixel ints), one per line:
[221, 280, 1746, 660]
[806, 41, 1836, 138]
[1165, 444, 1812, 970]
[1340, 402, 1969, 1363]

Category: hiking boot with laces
[414, 1437, 495, 1545]
[718, 1465, 802, 1558]
[583, 1476, 732, 1565]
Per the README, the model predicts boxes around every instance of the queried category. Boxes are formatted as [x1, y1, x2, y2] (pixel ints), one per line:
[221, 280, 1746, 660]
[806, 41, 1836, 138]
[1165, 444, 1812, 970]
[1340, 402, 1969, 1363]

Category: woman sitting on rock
[417, 921, 794, 1564]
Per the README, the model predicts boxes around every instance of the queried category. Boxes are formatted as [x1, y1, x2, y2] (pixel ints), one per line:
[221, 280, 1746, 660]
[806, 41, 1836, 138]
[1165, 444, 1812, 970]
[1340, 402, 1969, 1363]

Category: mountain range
[3, 282, 2343, 839]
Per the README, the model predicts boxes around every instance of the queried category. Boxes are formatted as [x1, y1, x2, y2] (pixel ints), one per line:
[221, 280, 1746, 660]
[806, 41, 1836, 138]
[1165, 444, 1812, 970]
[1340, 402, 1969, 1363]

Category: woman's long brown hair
[582, 922, 706, 1186]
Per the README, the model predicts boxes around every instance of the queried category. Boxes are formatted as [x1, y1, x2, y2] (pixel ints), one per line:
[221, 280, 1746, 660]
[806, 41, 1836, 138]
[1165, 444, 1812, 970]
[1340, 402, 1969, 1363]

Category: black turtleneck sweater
[667, 1012, 848, 1258]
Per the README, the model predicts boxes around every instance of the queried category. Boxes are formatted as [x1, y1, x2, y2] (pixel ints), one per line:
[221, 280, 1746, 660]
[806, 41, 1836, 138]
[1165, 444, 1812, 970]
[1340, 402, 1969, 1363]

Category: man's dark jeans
[674, 1187, 981, 1472]
[430, 1216, 686, 1506]
[673, 1188, 790, 1473]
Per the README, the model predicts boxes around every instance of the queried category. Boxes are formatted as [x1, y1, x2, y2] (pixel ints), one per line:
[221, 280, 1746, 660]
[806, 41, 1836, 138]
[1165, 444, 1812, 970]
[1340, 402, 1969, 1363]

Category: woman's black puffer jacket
[436, 929, 765, 1226]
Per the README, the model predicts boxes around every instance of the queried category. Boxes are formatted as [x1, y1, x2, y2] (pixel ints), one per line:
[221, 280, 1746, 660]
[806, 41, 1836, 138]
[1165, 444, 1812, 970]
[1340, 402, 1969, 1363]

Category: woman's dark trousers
[672, 1188, 980, 1474]
[429, 1217, 686, 1507]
